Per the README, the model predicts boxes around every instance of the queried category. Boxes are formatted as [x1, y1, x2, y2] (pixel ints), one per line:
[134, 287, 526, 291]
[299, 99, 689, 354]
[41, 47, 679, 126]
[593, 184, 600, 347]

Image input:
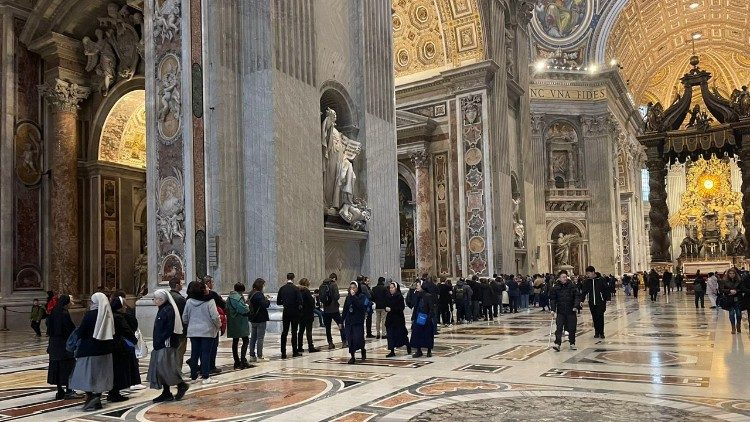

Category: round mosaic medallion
[468, 236, 485, 254]
[464, 147, 482, 166]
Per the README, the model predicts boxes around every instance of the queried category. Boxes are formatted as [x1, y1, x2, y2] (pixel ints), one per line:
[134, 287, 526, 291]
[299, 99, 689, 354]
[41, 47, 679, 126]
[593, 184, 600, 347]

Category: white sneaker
[569, 344, 577, 350]
[201, 378, 218, 385]
[257, 357, 269, 362]
[129, 384, 147, 390]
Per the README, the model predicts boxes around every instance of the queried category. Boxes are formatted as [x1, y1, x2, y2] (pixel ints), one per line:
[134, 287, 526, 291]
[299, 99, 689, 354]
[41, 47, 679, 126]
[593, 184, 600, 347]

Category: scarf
[90, 292, 115, 341]
[155, 289, 183, 335]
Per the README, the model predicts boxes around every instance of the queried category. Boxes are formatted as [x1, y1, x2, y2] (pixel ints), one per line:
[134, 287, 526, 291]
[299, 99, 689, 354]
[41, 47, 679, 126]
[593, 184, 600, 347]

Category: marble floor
[1, 291, 750, 421]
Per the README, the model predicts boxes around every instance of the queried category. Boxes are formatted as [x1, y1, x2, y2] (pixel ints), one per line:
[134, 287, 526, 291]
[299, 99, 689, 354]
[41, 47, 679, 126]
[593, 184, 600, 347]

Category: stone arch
[319, 80, 358, 137]
[89, 77, 146, 163]
[398, 161, 417, 198]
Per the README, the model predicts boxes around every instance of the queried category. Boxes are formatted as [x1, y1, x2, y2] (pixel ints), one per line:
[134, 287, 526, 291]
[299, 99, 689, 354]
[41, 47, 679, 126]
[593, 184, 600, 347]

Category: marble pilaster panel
[412, 151, 435, 275]
[666, 164, 686, 260]
[39, 79, 90, 295]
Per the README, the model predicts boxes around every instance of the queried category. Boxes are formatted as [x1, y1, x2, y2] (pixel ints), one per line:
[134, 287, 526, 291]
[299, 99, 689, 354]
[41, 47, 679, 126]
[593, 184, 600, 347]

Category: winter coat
[277, 282, 303, 319]
[247, 290, 271, 323]
[183, 298, 221, 338]
[226, 291, 250, 338]
[300, 287, 316, 322]
[319, 280, 341, 314]
[372, 283, 388, 309]
[75, 310, 114, 358]
[153, 303, 179, 350]
[506, 279, 520, 297]
[549, 281, 580, 314]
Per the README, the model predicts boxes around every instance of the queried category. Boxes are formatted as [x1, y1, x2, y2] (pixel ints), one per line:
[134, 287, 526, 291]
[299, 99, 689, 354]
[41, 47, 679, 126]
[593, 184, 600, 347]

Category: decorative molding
[38, 78, 90, 112]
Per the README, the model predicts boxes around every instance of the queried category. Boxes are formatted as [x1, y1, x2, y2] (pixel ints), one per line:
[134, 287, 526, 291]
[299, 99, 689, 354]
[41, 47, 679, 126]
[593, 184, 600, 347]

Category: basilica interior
[0, 0, 749, 420]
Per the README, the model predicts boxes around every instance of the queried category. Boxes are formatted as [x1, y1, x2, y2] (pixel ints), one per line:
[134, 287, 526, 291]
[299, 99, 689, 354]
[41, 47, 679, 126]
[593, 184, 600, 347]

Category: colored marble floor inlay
[1, 293, 749, 421]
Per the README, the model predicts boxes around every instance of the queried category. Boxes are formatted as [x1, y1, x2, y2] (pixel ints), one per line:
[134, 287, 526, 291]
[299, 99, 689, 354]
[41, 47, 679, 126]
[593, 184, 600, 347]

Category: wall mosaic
[532, 0, 593, 45]
[98, 90, 147, 168]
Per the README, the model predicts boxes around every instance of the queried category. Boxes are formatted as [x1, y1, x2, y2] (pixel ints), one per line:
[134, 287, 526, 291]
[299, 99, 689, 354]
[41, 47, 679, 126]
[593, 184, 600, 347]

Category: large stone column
[38, 79, 90, 295]
[645, 155, 671, 264]
[737, 141, 750, 257]
[411, 151, 434, 275]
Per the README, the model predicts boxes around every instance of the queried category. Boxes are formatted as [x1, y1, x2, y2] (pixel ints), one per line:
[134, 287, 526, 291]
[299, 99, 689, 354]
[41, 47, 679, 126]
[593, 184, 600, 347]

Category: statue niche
[545, 121, 580, 189]
[321, 107, 371, 230]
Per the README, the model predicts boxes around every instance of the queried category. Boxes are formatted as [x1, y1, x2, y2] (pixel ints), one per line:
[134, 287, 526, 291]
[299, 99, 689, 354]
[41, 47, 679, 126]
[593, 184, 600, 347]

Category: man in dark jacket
[371, 277, 389, 339]
[662, 270, 673, 295]
[453, 278, 472, 324]
[320, 274, 344, 349]
[277, 273, 303, 358]
[169, 277, 187, 366]
[420, 274, 440, 333]
[437, 278, 453, 326]
[468, 276, 482, 321]
[549, 270, 581, 351]
[580, 266, 611, 338]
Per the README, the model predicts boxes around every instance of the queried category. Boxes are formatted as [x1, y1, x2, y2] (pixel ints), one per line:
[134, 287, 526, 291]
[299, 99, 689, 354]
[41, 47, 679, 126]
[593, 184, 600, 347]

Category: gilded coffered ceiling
[392, 0, 485, 82]
[99, 90, 146, 169]
[605, 0, 750, 106]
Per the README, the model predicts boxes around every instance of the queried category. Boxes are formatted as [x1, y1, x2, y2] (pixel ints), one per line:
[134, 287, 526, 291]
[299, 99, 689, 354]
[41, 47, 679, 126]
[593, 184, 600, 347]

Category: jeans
[297, 318, 315, 351]
[281, 317, 299, 355]
[210, 334, 219, 370]
[624, 285, 632, 296]
[554, 312, 577, 345]
[249, 321, 266, 358]
[483, 306, 494, 320]
[189, 337, 213, 379]
[456, 303, 467, 322]
[323, 312, 345, 345]
[313, 308, 324, 327]
[231, 336, 248, 362]
[520, 294, 529, 309]
[728, 303, 743, 327]
[694, 292, 705, 308]
[375, 309, 387, 336]
[509, 295, 518, 313]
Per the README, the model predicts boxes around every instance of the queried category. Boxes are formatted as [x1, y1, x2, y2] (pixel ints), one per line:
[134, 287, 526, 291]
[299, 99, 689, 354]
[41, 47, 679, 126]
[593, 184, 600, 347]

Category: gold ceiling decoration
[99, 90, 147, 169]
[669, 157, 742, 239]
[392, 0, 485, 81]
[605, 0, 750, 106]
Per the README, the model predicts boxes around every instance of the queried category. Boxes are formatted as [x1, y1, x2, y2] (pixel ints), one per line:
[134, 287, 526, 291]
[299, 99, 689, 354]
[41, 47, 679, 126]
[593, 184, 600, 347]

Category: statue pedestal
[555, 264, 574, 275]
[324, 227, 367, 283]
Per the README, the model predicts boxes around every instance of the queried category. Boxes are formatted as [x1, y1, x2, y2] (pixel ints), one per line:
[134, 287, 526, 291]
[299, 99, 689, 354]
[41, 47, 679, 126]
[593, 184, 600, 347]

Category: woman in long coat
[384, 281, 410, 357]
[108, 296, 141, 402]
[226, 282, 251, 369]
[147, 289, 189, 402]
[46, 295, 76, 400]
[407, 280, 435, 358]
[69, 292, 115, 411]
[342, 281, 368, 364]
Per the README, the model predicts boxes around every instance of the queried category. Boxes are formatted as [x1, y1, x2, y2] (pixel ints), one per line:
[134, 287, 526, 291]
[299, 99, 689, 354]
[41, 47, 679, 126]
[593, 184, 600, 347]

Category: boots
[426, 349, 432, 358]
[82, 393, 102, 411]
[234, 359, 242, 370]
[347, 353, 356, 364]
[386, 349, 396, 358]
[152, 386, 174, 403]
[361, 349, 367, 361]
[108, 389, 129, 402]
[55, 386, 65, 400]
[407, 346, 412, 355]
[175, 382, 189, 401]
[731, 324, 736, 334]
[241, 358, 254, 369]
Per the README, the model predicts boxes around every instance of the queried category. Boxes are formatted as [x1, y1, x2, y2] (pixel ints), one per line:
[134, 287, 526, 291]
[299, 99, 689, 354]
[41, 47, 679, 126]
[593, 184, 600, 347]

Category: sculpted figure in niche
[322, 108, 361, 213]
[554, 232, 580, 267]
[83, 29, 117, 96]
[158, 70, 180, 122]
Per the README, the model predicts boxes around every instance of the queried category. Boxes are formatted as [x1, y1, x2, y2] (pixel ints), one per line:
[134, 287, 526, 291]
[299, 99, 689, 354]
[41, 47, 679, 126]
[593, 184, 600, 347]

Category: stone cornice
[397, 141, 429, 161]
[396, 60, 498, 105]
[27, 31, 84, 64]
[396, 110, 437, 139]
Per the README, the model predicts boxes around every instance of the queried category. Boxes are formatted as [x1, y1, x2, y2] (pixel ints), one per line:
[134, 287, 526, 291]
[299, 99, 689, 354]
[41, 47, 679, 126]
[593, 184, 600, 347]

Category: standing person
[622, 274, 632, 297]
[693, 273, 707, 309]
[647, 269, 661, 302]
[468, 276, 481, 321]
[538, 281, 550, 311]
[227, 282, 251, 369]
[549, 270, 580, 351]
[319, 274, 344, 349]
[706, 272, 719, 309]
[203, 276, 225, 375]
[46, 295, 76, 400]
[358, 276, 375, 338]
[247, 278, 271, 362]
[453, 278, 471, 324]
[147, 289, 189, 403]
[437, 277, 452, 326]
[407, 280, 435, 357]
[581, 266, 610, 339]
[30, 299, 44, 337]
[739, 272, 750, 333]
[675, 272, 684, 292]
[371, 277, 389, 339]
[480, 279, 494, 321]
[45, 291, 57, 336]
[277, 273, 303, 359]
[69, 292, 115, 411]
[721, 268, 743, 334]
[490, 277, 502, 317]
[507, 276, 520, 313]
[519, 277, 531, 310]
[632, 272, 640, 299]
[296, 278, 320, 354]
[662, 270, 672, 295]
[183, 281, 221, 384]
[108, 296, 140, 402]
[384, 281, 411, 357]
[342, 281, 368, 364]
[168, 278, 187, 368]
[419, 275, 440, 335]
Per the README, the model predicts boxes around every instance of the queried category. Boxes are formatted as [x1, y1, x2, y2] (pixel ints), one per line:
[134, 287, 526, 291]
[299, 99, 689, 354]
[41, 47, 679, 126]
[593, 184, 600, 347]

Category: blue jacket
[342, 293, 368, 326]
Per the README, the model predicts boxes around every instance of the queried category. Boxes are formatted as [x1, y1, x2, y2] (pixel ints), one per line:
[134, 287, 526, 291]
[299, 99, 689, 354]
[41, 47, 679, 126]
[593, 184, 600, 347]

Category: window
[641, 169, 650, 201]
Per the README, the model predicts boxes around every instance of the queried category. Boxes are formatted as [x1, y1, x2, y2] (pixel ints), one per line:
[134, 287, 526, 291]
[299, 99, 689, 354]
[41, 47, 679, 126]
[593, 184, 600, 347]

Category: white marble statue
[322, 107, 370, 228]
[554, 232, 580, 267]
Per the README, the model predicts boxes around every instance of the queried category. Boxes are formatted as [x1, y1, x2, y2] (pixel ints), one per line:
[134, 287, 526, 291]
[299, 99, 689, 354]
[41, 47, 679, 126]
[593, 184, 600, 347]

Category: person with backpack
[320, 274, 345, 349]
[519, 277, 531, 310]
[30, 299, 44, 337]
[468, 276, 481, 321]
[693, 272, 707, 309]
[296, 278, 321, 354]
[227, 282, 252, 369]
[437, 277, 453, 326]
[247, 278, 270, 362]
[371, 277, 389, 339]
[453, 278, 471, 324]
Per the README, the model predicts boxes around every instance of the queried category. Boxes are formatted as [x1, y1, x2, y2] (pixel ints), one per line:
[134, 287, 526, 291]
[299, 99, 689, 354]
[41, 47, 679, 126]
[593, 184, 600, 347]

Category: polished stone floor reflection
[0, 291, 749, 421]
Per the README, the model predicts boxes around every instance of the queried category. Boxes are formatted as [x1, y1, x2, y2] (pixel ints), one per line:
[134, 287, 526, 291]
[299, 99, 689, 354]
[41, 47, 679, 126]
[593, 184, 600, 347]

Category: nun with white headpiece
[69, 292, 115, 412]
[146, 289, 189, 403]
[341, 281, 368, 364]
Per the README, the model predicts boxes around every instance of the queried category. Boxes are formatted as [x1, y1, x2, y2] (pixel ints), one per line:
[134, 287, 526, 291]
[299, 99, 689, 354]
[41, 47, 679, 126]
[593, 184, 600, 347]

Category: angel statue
[730, 86, 750, 118]
[554, 232, 580, 267]
[644, 101, 664, 132]
[687, 104, 701, 128]
[82, 29, 116, 96]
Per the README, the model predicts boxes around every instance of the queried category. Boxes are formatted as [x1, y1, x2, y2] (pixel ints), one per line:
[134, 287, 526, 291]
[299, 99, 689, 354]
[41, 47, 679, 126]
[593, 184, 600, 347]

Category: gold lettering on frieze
[529, 86, 607, 102]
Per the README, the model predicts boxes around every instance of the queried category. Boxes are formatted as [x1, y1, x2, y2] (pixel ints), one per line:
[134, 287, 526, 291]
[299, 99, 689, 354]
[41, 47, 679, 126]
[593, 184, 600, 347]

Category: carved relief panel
[544, 120, 580, 188]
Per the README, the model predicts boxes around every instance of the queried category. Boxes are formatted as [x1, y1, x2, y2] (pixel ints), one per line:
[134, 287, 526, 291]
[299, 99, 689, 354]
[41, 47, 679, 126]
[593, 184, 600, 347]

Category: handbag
[716, 294, 734, 311]
[134, 328, 149, 359]
[65, 327, 81, 353]
[415, 312, 428, 326]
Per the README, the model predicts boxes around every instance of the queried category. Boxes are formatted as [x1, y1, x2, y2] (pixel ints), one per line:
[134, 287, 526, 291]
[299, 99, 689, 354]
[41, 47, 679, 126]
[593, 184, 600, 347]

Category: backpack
[693, 281, 704, 293]
[319, 282, 333, 306]
[454, 286, 466, 301]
